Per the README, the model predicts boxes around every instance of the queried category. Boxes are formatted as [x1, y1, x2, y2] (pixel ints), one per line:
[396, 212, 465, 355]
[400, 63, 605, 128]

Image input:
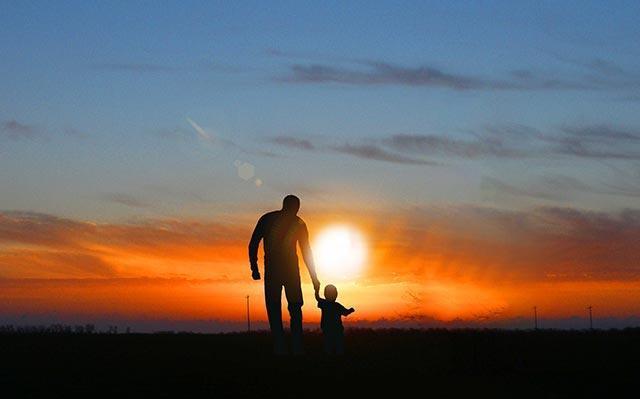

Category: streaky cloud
[90, 63, 179, 72]
[1, 119, 37, 140]
[279, 61, 593, 90]
[268, 136, 316, 150]
[386, 133, 528, 159]
[101, 193, 150, 208]
[331, 143, 438, 165]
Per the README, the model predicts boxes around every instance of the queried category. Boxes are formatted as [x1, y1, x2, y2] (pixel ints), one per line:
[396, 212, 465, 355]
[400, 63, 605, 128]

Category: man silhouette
[249, 195, 320, 354]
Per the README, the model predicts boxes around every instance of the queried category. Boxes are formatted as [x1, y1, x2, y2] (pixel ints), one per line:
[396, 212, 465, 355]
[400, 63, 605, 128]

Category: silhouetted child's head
[324, 284, 338, 302]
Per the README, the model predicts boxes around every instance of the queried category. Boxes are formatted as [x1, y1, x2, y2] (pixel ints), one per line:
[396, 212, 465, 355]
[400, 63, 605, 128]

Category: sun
[313, 225, 367, 280]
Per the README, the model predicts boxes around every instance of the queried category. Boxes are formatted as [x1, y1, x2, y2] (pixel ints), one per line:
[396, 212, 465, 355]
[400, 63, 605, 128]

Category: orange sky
[1, 206, 639, 330]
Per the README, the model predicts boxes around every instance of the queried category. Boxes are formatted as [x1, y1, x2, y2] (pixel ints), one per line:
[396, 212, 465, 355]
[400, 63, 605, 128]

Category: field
[2, 329, 639, 398]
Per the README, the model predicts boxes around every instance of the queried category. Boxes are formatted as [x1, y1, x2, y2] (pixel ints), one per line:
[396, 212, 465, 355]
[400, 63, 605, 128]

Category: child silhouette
[315, 284, 355, 354]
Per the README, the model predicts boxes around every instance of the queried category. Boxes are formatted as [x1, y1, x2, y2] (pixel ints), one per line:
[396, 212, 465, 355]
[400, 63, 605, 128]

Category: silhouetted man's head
[282, 195, 300, 215]
[324, 284, 338, 302]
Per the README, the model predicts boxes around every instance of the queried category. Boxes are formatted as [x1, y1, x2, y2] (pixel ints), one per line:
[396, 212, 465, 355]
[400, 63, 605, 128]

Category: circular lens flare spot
[314, 225, 366, 280]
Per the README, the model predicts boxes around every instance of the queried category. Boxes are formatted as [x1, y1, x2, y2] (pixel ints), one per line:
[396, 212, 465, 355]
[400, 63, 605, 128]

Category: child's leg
[323, 332, 334, 354]
[335, 330, 344, 355]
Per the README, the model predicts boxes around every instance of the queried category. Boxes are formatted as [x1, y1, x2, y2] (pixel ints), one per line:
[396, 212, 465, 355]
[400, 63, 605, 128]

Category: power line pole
[246, 295, 251, 332]
[587, 306, 593, 330]
[533, 306, 538, 330]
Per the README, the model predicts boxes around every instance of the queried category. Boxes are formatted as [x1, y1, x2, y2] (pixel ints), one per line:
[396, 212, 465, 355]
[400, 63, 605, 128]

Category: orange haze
[1, 206, 639, 328]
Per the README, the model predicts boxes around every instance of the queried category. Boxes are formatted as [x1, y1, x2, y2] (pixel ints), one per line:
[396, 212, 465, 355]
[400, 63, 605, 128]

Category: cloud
[101, 193, 150, 208]
[545, 125, 640, 160]
[0, 211, 247, 268]
[1, 120, 37, 139]
[90, 63, 179, 72]
[375, 124, 640, 162]
[2, 205, 639, 285]
[278, 60, 593, 90]
[331, 143, 438, 165]
[270, 123, 640, 164]
[281, 62, 484, 89]
[481, 177, 560, 200]
[385, 133, 528, 159]
[368, 205, 640, 283]
[269, 123, 640, 164]
[268, 136, 316, 150]
[482, 174, 640, 201]
[0, 249, 118, 278]
[267, 135, 437, 165]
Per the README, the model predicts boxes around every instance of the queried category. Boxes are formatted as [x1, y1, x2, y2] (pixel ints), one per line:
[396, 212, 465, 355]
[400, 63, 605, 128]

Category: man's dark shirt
[317, 299, 351, 332]
[249, 210, 311, 281]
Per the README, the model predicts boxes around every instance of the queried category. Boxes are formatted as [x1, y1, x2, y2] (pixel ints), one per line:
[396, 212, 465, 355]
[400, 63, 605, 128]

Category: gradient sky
[1, 1, 639, 331]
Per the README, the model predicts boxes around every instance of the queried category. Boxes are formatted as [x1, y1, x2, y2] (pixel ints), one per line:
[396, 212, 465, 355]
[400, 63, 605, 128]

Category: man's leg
[264, 278, 285, 354]
[284, 279, 304, 354]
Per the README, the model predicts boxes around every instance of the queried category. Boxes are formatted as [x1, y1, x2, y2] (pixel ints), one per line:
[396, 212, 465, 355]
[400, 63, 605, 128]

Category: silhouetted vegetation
[1, 328, 638, 397]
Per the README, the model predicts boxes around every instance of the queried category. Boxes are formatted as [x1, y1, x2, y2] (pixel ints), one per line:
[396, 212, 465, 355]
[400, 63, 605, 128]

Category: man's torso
[260, 210, 304, 280]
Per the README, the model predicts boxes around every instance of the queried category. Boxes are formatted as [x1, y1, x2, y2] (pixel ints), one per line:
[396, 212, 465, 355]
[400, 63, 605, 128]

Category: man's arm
[248, 216, 265, 280]
[298, 221, 320, 292]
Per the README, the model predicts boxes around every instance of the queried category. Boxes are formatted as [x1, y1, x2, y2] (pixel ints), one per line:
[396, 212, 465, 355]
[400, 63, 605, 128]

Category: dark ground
[1, 328, 639, 398]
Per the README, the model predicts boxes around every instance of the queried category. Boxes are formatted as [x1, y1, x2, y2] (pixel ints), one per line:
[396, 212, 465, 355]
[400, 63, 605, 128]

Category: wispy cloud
[270, 123, 640, 165]
[278, 60, 593, 90]
[90, 63, 180, 72]
[101, 193, 150, 208]
[0, 210, 249, 279]
[0, 249, 118, 278]
[1, 120, 37, 140]
[2, 206, 638, 283]
[267, 134, 437, 165]
[385, 133, 528, 159]
[370, 205, 640, 283]
[482, 174, 640, 201]
[548, 125, 640, 160]
[268, 136, 316, 150]
[281, 62, 485, 89]
[331, 143, 438, 165]
[378, 124, 640, 162]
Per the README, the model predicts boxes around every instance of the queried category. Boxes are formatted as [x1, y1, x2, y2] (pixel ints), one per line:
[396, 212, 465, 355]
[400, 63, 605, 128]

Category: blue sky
[2, 0, 640, 220]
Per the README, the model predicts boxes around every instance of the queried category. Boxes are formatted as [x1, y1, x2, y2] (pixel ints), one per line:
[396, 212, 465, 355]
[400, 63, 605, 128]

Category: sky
[1, 1, 640, 331]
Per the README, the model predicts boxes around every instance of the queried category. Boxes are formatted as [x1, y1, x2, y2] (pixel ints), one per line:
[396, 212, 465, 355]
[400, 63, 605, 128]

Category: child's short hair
[324, 284, 338, 301]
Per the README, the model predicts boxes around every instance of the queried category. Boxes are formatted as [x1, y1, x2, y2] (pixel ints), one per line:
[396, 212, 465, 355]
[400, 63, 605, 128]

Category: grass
[1, 328, 638, 398]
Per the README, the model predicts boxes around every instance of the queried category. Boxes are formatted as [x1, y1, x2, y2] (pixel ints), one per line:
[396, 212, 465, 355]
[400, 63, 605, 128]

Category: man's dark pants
[264, 269, 304, 353]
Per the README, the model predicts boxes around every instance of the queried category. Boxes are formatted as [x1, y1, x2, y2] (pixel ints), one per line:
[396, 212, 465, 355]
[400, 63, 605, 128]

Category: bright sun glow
[314, 225, 367, 280]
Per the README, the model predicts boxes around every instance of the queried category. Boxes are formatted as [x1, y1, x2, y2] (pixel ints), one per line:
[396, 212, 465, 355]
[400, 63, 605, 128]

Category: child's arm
[314, 290, 322, 302]
[340, 304, 355, 316]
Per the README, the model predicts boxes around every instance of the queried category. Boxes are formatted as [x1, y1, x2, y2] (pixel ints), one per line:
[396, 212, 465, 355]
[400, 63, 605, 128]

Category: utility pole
[246, 295, 251, 332]
[533, 306, 538, 330]
[587, 306, 593, 330]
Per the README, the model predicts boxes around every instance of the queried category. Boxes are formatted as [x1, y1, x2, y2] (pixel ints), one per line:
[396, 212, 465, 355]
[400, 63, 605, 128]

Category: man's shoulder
[260, 210, 281, 221]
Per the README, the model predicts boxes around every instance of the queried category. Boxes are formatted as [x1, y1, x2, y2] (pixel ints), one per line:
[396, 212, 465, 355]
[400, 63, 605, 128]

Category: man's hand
[251, 269, 261, 280]
[313, 278, 321, 293]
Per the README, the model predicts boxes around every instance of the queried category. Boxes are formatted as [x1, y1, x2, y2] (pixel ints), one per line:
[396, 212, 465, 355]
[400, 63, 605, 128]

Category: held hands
[313, 278, 321, 294]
